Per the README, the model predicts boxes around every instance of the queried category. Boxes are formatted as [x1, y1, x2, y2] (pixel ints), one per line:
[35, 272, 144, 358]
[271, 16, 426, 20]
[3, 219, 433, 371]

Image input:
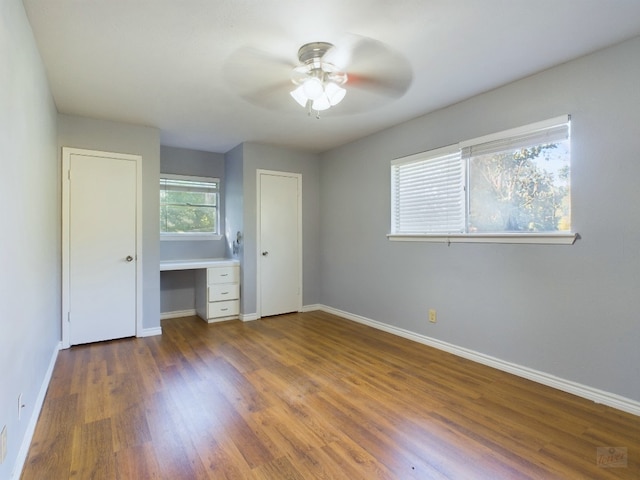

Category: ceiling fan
[225, 35, 413, 118]
[289, 42, 348, 115]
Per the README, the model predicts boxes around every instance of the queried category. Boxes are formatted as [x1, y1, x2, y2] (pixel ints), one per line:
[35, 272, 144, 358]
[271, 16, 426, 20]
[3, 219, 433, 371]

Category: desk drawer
[207, 266, 239, 284]
[208, 284, 239, 302]
[209, 300, 239, 318]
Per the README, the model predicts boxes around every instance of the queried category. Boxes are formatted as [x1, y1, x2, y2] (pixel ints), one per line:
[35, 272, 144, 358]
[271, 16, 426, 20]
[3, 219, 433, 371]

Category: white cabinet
[195, 264, 240, 322]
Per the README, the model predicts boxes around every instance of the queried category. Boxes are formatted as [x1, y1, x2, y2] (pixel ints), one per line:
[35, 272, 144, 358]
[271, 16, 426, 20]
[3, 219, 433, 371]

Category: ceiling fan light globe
[302, 77, 323, 100]
[290, 86, 308, 107]
[312, 95, 331, 111]
[325, 82, 346, 106]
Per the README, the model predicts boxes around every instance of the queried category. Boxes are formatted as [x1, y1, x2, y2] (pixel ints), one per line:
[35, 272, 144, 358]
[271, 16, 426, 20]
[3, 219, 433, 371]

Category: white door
[63, 149, 140, 346]
[258, 170, 302, 317]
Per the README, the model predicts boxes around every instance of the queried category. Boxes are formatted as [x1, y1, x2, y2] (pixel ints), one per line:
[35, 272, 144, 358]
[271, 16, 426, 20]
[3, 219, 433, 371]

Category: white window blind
[391, 146, 464, 234]
[389, 115, 574, 243]
[461, 121, 570, 158]
[160, 175, 219, 195]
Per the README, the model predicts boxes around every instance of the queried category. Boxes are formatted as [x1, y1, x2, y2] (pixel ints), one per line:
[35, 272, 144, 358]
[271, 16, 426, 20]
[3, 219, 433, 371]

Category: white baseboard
[139, 326, 163, 337]
[242, 306, 321, 320]
[160, 309, 196, 320]
[12, 341, 62, 480]
[301, 304, 322, 312]
[319, 305, 640, 417]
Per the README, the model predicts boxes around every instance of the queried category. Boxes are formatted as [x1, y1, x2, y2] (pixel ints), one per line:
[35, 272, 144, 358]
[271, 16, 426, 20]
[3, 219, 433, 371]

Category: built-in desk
[160, 258, 239, 271]
[160, 258, 240, 322]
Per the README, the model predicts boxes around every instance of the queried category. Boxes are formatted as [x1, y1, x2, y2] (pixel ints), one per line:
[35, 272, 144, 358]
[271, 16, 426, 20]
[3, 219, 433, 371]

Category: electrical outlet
[429, 309, 437, 323]
[0, 425, 7, 464]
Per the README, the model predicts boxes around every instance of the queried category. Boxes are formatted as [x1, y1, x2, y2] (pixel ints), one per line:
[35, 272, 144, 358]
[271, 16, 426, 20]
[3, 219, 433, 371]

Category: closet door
[257, 170, 302, 317]
[63, 148, 140, 346]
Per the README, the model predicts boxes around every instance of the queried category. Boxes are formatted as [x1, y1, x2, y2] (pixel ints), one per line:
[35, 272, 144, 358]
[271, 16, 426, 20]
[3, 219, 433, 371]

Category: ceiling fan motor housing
[292, 42, 347, 87]
[297, 42, 333, 64]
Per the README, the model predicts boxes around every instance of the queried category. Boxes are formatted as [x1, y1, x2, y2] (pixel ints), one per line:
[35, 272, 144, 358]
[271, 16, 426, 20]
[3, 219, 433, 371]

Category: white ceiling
[22, 0, 640, 154]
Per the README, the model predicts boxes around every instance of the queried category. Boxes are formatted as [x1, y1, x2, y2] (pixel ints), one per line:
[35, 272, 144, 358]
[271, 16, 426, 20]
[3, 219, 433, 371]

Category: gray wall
[0, 0, 60, 477]
[58, 114, 161, 331]
[224, 144, 244, 260]
[225, 142, 321, 316]
[160, 146, 226, 313]
[160, 145, 226, 260]
[320, 36, 640, 402]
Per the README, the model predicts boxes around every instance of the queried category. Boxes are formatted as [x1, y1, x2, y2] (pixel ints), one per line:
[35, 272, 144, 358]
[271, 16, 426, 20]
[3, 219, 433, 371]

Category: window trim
[387, 232, 577, 245]
[389, 115, 576, 245]
[160, 173, 222, 241]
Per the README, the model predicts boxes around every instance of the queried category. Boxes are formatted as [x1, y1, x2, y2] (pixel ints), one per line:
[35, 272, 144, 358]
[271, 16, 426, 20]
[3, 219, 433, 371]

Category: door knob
[126, 255, 134, 262]
[262, 251, 269, 256]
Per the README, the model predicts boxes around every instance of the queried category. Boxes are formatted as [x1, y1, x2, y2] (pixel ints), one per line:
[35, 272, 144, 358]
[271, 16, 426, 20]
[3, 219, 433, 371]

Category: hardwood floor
[22, 311, 639, 479]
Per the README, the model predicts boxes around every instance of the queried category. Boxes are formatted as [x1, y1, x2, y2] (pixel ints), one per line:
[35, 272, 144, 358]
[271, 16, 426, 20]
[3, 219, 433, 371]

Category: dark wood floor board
[208, 341, 262, 374]
[207, 356, 273, 415]
[304, 391, 434, 478]
[320, 440, 404, 480]
[110, 402, 152, 452]
[113, 443, 162, 480]
[45, 350, 75, 399]
[142, 389, 214, 479]
[246, 373, 342, 447]
[537, 442, 631, 479]
[464, 395, 593, 450]
[69, 418, 116, 479]
[479, 376, 599, 432]
[67, 346, 91, 395]
[131, 338, 166, 394]
[426, 408, 557, 479]
[21, 311, 640, 479]
[21, 394, 77, 479]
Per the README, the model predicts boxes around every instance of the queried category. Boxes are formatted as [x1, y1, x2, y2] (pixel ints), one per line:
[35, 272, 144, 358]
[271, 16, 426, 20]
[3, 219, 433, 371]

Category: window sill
[161, 234, 223, 242]
[387, 232, 578, 245]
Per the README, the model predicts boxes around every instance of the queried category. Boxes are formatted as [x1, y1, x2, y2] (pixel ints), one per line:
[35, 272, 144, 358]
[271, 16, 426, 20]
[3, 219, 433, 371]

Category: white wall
[0, 0, 60, 478]
[320, 36, 640, 404]
[58, 114, 161, 331]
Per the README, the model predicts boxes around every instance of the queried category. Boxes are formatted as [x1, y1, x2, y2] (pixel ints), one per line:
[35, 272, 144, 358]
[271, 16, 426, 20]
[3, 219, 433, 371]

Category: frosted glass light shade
[325, 81, 346, 106]
[290, 85, 308, 107]
[312, 95, 331, 111]
[302, 78, 323, 100]
[290, 71, 347, 112]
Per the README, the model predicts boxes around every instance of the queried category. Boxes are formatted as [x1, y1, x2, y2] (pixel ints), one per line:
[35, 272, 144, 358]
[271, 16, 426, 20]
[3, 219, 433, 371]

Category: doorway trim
[61, 147, 143, 349]
[256, 169, 303, 318]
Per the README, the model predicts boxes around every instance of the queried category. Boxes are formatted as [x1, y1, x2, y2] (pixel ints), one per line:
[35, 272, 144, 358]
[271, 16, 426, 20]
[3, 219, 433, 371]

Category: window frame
[389, 115, 577, 245]
[160, 173, 222, 241]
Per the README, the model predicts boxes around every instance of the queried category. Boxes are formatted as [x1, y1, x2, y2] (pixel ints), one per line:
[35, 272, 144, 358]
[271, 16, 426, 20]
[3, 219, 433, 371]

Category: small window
[390, 115, 574, 244]
[160, 174, 220, 240]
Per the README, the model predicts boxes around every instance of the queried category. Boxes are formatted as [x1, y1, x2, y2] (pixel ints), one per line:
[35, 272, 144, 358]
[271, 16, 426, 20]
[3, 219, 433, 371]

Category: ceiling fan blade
[224, 45, 298, 107]
[238, 81, 302, 112]
[347, 70, 412, 98]
[322, 34, 362, 70]
[324, 34, 412, 99]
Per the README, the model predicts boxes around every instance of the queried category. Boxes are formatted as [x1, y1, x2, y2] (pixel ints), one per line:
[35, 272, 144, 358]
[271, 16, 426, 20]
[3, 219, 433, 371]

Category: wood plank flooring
[22, 311, 640, 479]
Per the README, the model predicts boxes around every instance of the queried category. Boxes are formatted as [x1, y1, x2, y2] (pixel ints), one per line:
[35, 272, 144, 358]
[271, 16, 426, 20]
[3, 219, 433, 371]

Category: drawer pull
[221, 291, 229, 295]
[221, 308, 229, 311]
[220, 273, 229, 277]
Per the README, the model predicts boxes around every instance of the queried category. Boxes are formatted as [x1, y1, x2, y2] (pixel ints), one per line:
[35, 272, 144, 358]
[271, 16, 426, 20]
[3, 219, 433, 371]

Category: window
[160, 174, 220, 240]
[390, 115, 575, 244]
